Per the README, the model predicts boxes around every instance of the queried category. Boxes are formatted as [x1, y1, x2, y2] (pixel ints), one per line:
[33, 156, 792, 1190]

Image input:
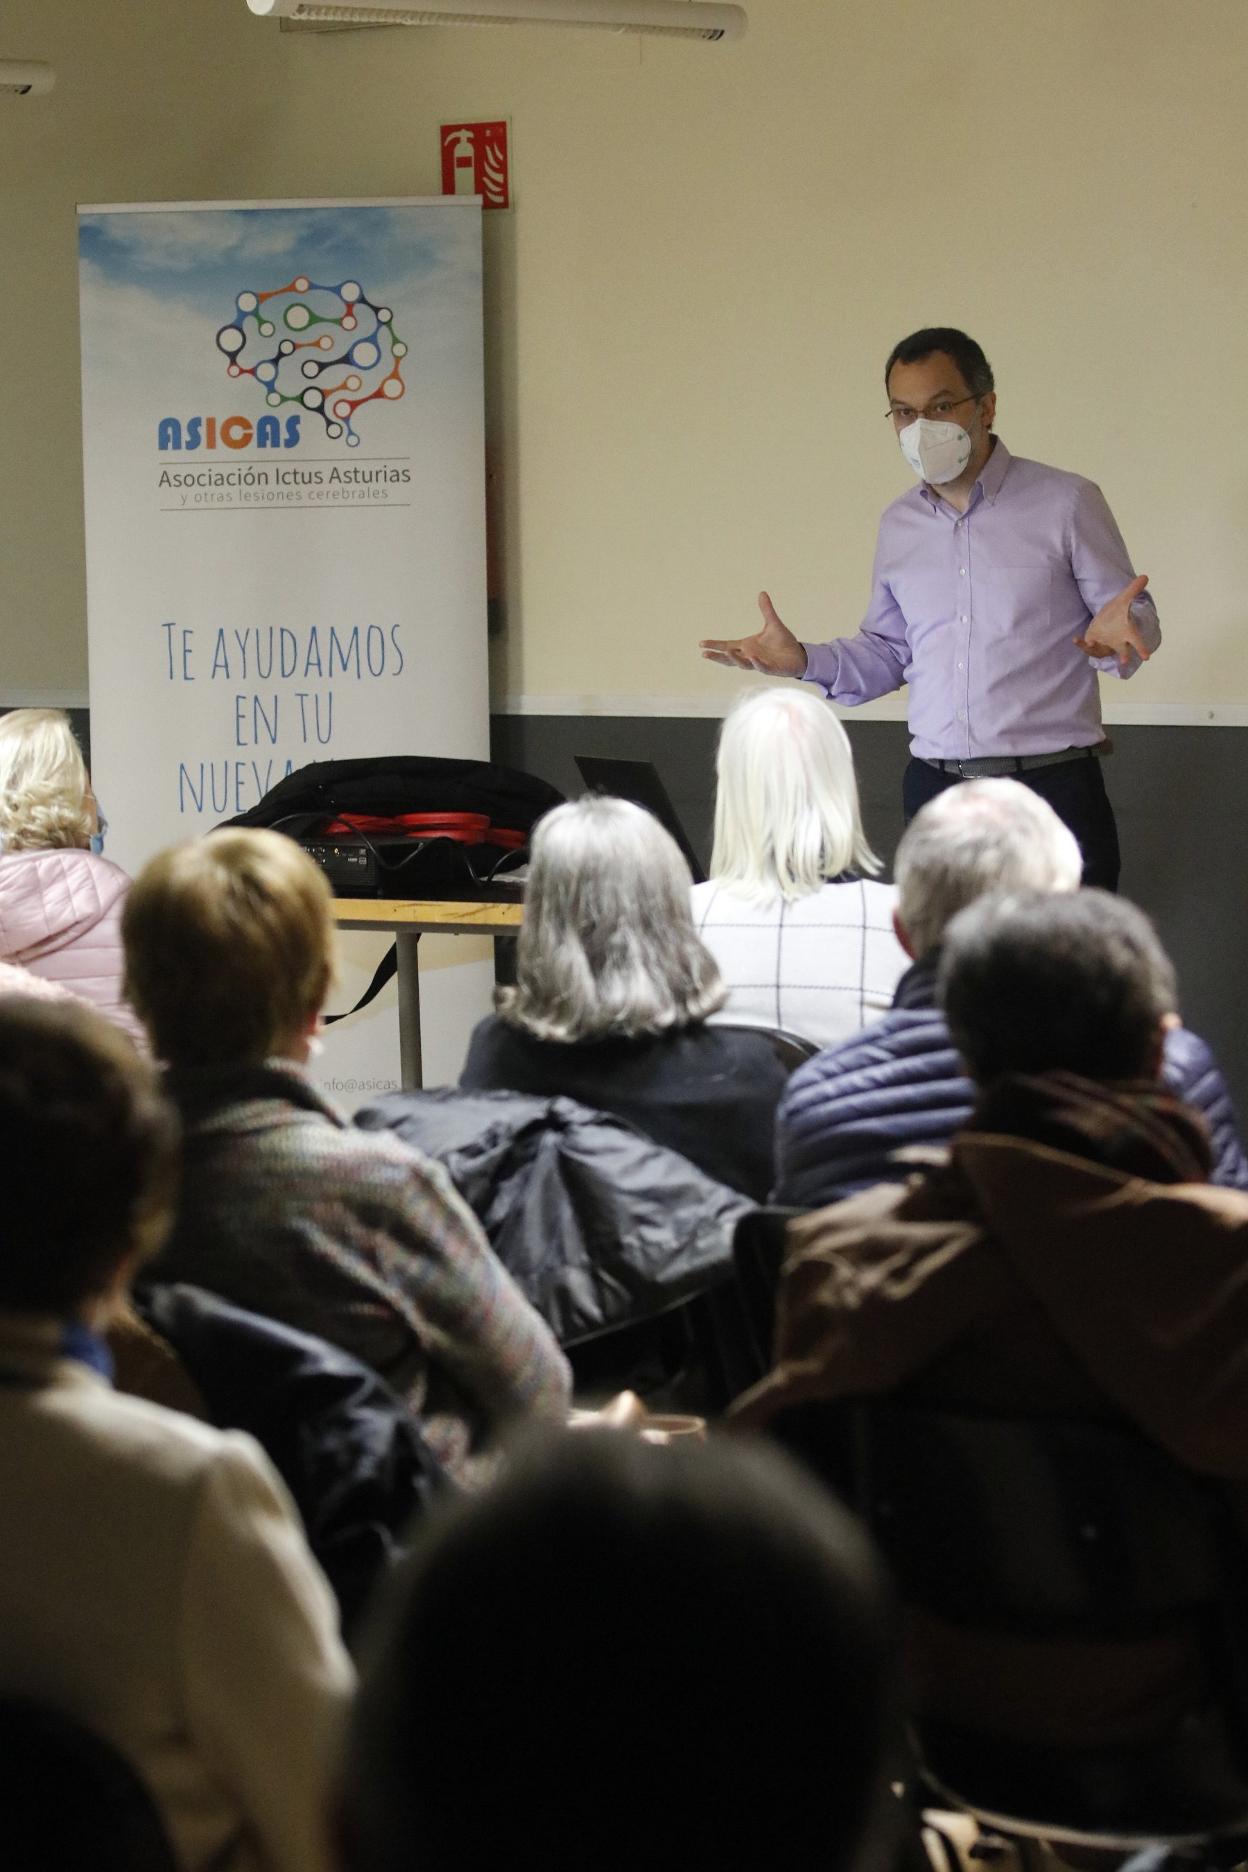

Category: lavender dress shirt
[801, 438, 1161, 761]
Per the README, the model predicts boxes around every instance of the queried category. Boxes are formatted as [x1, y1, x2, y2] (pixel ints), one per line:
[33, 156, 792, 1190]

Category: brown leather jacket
[733, 1072, 1248, 1745]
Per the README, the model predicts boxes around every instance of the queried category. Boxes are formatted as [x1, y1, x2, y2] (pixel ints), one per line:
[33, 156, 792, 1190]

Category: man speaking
[700, 328, 1159, 889]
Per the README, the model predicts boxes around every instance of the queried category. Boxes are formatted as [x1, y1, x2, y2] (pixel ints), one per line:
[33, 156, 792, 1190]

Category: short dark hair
[339, 1431, 897, 1872]
[884, 327, 994, 398]
[939, 890, 1178, 1085]
[0, 999, 179, 1312]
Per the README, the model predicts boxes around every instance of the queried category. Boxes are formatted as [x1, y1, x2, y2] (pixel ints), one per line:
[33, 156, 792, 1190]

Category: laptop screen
[573, 755, 707, 885]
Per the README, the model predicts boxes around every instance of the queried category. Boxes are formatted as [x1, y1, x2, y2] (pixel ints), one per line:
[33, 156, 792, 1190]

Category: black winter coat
[136, 1283, 447, 1637]
[355, 1088, 755, 1348]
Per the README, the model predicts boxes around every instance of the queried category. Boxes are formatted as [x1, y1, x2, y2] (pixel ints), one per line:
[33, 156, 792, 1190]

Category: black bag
[221, 754, 564, 894]
[221, 754, 563, 1020]
[224, 753, 563, 845]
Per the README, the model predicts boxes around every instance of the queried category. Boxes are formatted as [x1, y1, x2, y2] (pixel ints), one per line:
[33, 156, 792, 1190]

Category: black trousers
[901, 753, 1121, 892]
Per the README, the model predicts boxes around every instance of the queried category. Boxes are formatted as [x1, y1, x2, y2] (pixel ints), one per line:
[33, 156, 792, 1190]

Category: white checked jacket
[690, 877, 908, 1052]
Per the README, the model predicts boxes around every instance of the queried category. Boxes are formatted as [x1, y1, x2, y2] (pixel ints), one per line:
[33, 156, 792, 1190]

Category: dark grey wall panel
[1112, 728, 1248, 1115]
[6, 703, 1240, 1119]
[492, 712, 725, 874]
[492, 714, 1248, 1121]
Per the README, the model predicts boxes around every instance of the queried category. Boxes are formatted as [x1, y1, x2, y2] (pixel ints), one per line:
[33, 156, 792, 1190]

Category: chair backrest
[0, 1698, 178, 1872]
[730, 1206, 802, 1383]
[853, 1403, 1229, 1634]
[711, 1022, 821, 1075]
[844, 1400, 1248, 1845]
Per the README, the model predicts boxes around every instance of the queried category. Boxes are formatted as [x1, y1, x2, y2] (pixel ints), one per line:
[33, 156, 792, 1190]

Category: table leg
[394, 931, 423, 1089]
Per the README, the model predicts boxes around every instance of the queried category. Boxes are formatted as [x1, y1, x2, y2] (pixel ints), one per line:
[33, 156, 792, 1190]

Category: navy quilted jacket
[774, 953, 1248, 1206]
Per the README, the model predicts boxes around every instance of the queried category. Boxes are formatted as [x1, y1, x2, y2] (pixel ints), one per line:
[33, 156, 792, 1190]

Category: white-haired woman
[691, 688, 907, 1049]
[0, 708, 143, 1043]
[460, 796, 790, 1200]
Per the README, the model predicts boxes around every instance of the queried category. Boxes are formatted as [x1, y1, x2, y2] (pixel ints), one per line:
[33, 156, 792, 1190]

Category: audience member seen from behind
[691, 687, 907, 1049]
[736, 891, 1248, 1748]
[0, 707, 144, 1043]
[460, 796, 790, 1200]
[0, 996, 352, 1872]
[336, 1431, 897, 1872]
[774, 778, 1248, 1206]
[123, 828, 571, 1478]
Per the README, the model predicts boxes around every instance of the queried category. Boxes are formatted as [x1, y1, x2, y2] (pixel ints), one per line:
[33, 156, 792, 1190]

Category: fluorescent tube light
[248, 0, 745, 43]
[0, 61, 54, 97]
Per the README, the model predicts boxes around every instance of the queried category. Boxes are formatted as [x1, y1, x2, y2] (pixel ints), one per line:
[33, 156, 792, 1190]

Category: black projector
[299, 832, 524, 902]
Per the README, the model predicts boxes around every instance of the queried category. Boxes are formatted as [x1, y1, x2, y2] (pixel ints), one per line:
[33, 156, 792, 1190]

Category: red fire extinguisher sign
[440, 121, 511, 211]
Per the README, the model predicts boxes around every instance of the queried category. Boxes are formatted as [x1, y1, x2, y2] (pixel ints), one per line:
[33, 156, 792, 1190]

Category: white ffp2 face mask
[899, 417, 973, 486]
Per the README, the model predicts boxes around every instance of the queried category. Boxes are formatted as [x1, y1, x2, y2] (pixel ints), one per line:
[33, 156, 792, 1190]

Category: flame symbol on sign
[481, 141, 507, 207]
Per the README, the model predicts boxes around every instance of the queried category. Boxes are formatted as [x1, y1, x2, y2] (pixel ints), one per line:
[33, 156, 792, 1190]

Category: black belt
[922, 745, 1106, 779]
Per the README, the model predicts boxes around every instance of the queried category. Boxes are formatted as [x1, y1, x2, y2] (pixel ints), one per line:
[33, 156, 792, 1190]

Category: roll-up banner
[77, 198, 490, 1100]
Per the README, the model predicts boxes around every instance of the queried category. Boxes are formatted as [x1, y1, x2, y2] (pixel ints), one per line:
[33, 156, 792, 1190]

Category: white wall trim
[6, 689, 1246, 728]
[79, 196, 467, 214]
[494, 692, 1248, 727]
[1101, 701, 1248, 727]
[0, 688, 90, 709]
[495, 692, 743, 719]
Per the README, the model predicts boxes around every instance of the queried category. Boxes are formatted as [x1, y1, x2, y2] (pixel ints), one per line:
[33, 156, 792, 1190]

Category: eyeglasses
[885, 393, 981, 427]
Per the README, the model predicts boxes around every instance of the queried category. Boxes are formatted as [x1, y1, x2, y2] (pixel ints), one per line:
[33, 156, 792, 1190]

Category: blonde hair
[709, 689, 880, 904]
[0, 708, 93, 852]
[123, 829, 335, 1067]
[499, 796, 726, 1042]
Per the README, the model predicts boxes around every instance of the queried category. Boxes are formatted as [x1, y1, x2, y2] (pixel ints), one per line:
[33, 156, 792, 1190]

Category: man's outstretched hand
[1074, 573, 1153, 667]
[700, 592, 808, 677]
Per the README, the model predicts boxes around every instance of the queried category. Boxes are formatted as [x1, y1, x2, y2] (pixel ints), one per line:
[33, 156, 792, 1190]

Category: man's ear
[892, 908, 917, 960]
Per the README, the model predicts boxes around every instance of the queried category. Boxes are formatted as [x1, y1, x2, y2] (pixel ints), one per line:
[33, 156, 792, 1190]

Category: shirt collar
[0, 1310, 112, 1391]
[60, 1319, 115, 1380]
[891, 951, 940, 1011]
[164, 1056, 346, 1130]
[918, 435, 1013, 513]
[977, 434, 1011, 503]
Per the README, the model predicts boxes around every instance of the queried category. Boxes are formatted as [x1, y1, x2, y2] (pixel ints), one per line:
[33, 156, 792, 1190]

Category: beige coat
[0, 1312, 354, 1872]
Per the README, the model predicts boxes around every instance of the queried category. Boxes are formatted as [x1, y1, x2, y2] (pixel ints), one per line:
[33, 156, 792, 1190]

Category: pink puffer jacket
[0, 959, 79, 1006]
[0, 849, 146, 1047]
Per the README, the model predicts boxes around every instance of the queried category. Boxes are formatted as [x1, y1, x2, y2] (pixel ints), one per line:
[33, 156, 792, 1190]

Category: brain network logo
[215, 276, 406, 448]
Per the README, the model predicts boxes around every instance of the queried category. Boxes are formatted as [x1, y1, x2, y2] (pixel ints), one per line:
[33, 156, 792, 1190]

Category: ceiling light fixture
[247, 0, 745, 44]
[0, 61, 54, 98]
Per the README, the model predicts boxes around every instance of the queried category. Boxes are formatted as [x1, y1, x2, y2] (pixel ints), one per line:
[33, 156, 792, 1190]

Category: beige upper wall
[1, 0, 1245, 715]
